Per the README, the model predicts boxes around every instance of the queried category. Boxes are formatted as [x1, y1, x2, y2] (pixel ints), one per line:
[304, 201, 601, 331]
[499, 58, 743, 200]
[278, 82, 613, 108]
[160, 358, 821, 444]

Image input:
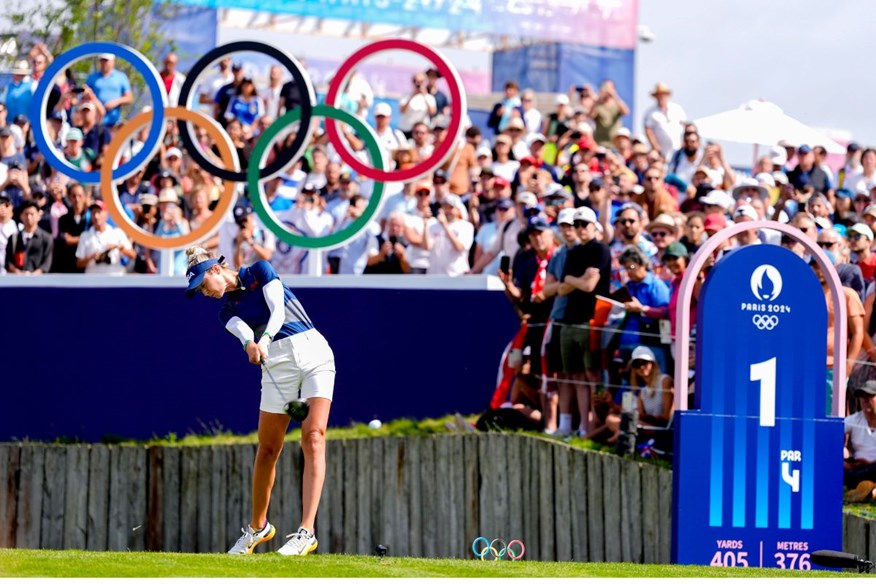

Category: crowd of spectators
[4, 42, 876, 474]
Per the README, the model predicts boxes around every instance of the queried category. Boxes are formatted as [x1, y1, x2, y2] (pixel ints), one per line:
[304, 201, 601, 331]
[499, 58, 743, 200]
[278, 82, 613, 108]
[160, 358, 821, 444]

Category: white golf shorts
[260, 329, 336, 414]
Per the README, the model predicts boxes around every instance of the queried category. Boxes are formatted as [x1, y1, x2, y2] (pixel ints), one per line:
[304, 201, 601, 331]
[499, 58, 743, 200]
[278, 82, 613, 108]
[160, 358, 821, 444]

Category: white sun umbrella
[694, 100, 846, 163]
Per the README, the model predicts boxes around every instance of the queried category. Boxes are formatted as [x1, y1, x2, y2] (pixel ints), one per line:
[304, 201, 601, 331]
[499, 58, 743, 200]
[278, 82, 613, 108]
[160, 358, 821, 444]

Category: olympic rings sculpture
[752, 315, 779, 330]
[30, 39, 468, 251]
[471, 537, 525, 561]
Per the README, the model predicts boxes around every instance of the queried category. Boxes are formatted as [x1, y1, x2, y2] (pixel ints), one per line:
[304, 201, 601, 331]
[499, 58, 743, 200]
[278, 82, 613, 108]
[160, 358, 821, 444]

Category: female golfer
[184, 246, 335, 556]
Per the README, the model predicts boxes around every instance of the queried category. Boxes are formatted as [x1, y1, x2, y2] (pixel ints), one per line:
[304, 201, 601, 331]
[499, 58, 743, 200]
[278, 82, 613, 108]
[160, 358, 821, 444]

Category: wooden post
[640, 463, 660, 564]
[179, 448, 199, 553]
[0, 444, 20, 548]
[146, 447, 163, 552]
[40, 446, 67, 550]
[553, 442, 573, 562]
[127, 447, 147, 552]
[405, 437, 422, 557]
[86, 445, 109, 551]
[585, 451, 605, 561]
[162, 448, 181, 553]
[569, 448, 589, 561]
[602, 454, 622, 562]
[619, 459, 643, 563]
[15, 445, 45, 549]
[461, 434, 480, 559]
[537, 439, 555, 561]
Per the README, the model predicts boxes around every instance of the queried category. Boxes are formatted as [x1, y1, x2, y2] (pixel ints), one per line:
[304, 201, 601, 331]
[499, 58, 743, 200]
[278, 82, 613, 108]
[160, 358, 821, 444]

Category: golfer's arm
[225, 317, 255, 345]
[261, 279, 285, 339]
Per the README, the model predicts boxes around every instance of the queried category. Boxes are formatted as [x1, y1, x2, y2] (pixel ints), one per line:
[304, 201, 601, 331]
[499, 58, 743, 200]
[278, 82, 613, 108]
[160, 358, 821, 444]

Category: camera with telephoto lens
[96, 250, 113, 265]
[388, 235, 399, 246]
[615, 390, 638, 456]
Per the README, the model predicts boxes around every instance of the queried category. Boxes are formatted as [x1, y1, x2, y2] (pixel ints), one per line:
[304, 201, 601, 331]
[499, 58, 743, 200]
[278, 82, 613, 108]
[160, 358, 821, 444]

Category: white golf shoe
[278, 527, 318, 556]
[227, 522, 276, 555]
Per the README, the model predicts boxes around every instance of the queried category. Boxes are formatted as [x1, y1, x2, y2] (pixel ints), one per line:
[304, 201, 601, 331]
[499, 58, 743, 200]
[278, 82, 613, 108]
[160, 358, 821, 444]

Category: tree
[1, 0, 180, 97]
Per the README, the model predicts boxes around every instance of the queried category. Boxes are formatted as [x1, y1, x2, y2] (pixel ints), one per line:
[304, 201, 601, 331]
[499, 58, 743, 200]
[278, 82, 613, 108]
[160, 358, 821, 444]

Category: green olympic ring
[248, 104, 385, 250]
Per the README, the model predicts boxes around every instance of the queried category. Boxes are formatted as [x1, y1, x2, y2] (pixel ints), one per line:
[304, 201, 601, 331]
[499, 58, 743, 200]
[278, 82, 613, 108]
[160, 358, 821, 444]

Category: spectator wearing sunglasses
[609, 203, 657, 292]
[617, 246, 670, 375]
[849, 223, 876, 283]
[558, 206, 611, 436]
[819, 228, 865, 300]
[633, 166, 679, 221]
[645, 213, 678, 283]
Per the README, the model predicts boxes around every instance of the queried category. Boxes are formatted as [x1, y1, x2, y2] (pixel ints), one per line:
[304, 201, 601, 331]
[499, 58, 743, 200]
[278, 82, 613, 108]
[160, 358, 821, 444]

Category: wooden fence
[0, 434, 870, 562]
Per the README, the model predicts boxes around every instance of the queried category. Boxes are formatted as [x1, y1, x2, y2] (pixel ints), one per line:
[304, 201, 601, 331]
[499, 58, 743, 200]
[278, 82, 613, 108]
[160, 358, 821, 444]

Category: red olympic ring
[324, 39, 467, 183]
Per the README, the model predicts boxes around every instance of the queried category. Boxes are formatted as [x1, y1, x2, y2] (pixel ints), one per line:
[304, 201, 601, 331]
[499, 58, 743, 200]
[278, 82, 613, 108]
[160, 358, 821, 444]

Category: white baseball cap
[849, 223, 875, 240]
[572, 206, 597, 223]
[631, 346, 656, 363]
[700, 189, 733, 211]
[733, 205, 758, 221]
[557, 208, 577, 225]
[555, 94, 569, 106]
[373, 102, 392, 117]
[516, 192, 538, 208]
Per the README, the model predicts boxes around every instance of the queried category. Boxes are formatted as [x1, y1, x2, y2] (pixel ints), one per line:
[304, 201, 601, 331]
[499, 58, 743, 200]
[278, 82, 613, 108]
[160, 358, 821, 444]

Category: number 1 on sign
[751, 358, 776, 427]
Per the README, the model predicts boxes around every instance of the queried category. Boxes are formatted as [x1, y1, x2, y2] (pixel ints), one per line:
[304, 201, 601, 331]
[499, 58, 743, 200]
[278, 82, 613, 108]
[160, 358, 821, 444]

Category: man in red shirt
[849, 223, 876, 283]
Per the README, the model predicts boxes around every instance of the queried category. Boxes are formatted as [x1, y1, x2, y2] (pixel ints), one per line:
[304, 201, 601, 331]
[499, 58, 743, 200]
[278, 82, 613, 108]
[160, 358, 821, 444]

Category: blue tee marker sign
[672, 244, 843, 570]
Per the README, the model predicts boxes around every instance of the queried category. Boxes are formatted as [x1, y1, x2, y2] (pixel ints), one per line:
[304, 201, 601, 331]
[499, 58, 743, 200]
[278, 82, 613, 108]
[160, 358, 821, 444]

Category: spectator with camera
[398, 73, 437, 138]
[329, 195, 379, 275]
[487, 81, 522, 134]
[0, 125, 26, 168]
[0, 157, 31, 210]
[75, 202, 134, 275]
[5, 201, 52, 274]
[423, 193, 473, 276]
[76, 100, 111, 167]
[604, 345, 675, 451]
[365, 212, 411, 274]
[233, 208, 276, 270]
[470, 191, 533, 274]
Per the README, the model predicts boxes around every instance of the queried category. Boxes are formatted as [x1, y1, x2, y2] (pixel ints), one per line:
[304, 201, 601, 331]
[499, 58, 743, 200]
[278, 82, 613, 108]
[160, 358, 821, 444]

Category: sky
[634, 0, 872, 146]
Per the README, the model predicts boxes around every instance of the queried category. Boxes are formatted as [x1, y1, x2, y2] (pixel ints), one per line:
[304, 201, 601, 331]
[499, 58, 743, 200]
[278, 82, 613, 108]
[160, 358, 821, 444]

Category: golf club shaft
[261, 358, 304, 402]
[261, 358, 282, 390]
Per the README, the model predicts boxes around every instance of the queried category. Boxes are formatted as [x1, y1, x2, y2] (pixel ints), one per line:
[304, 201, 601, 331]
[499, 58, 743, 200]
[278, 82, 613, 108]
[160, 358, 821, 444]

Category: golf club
[261, 358, 310, 422]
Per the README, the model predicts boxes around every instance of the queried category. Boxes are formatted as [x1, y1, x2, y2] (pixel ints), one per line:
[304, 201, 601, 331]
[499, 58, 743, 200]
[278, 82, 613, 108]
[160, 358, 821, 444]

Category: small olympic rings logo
[471, 537, 525, 561]
[752, 314, 779, 330]
[30, 39, 467, 252]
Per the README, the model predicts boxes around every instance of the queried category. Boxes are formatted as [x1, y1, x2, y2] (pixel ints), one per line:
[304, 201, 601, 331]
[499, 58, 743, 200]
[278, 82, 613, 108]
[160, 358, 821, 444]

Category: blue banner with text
[672, 244, 843, 570]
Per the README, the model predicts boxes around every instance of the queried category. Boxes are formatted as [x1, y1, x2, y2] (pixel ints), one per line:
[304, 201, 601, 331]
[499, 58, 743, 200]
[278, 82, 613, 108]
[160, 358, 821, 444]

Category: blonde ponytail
[185, 246, 213, 268]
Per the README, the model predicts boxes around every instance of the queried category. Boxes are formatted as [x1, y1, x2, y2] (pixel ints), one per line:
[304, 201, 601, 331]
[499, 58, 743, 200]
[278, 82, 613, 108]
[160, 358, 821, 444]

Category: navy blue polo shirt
[218, 261, 315, 340]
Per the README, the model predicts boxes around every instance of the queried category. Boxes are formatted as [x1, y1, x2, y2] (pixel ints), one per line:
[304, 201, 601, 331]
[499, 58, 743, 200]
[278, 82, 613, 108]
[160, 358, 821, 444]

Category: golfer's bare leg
[300, 397, 331, 532]
[251, 411, 290, 529]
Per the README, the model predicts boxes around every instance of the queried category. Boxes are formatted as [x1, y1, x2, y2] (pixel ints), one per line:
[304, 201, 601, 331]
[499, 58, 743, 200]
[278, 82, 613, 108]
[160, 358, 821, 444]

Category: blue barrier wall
[0, 277, 518, 442]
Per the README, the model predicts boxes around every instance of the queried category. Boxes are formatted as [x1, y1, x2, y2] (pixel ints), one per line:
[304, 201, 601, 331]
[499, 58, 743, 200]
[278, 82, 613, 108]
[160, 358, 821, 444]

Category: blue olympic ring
[471, 536, 525, 561]
[30, 41, 167, 184]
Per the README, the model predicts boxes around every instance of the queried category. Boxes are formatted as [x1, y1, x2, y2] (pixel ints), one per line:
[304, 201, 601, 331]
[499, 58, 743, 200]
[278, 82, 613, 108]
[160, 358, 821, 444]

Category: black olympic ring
[752, 315, 779, 330]
[175, 40, 315, 182]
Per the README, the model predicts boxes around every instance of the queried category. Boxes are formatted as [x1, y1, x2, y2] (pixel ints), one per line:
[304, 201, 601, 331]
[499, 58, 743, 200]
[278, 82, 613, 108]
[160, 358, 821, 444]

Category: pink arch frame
[673, 220, 848, 416]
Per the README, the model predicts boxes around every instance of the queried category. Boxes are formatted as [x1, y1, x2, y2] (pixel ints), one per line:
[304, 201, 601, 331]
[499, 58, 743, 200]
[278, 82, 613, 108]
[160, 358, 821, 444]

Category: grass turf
[0, 549, 862, 578]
